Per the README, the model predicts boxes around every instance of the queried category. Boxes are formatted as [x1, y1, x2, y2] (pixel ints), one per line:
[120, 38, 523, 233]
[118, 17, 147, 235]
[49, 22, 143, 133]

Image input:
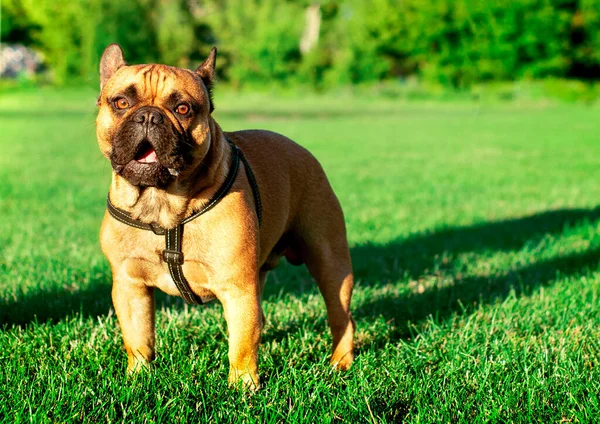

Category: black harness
[106, 138, 262, 305]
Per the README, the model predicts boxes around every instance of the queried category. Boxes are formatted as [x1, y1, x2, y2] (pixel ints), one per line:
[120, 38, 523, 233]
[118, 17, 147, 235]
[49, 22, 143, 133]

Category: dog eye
[175, 104, 190, 115]
[114, 98, 129, 110]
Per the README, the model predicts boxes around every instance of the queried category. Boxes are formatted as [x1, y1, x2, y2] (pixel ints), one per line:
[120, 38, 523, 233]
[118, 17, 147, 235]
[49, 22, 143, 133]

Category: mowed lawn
[1, 86, 600, 422]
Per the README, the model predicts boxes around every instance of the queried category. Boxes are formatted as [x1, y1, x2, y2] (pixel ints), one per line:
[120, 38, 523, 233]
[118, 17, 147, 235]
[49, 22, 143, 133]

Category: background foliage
[3, 0, 600, 88]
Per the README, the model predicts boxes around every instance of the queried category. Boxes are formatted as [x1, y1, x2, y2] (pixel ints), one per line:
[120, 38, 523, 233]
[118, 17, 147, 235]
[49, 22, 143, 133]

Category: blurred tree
[94, 0, 160, 67]
[6, 0, 194, 84]
[154, 0, 195, 67]
[328, 0, 404, 84]
[393, 0, 574, 87]
[1, 0, 37, 43]
[16, 0, 99, 84]
[299, 3, 321, 55]
[202, 0, 303, 87]
[3, 0, 600, 88]
[571, 0, 600, 79]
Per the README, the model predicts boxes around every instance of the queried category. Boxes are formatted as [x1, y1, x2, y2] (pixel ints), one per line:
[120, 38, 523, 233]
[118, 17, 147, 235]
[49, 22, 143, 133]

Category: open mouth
[111, 138, 183, 187]
[135, 141, 158, 164]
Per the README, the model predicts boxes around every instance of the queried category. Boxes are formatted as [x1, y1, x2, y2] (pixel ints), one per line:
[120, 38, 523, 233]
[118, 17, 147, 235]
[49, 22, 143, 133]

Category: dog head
[96, 44, 217, 187]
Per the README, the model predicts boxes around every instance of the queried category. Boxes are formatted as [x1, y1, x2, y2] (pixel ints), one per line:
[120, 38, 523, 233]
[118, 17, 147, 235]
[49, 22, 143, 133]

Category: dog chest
[121, 255, 217, 302]
[103, 222, 218, 302]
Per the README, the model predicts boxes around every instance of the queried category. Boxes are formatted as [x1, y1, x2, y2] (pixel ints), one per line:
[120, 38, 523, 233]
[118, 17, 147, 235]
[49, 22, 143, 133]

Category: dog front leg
[219, 285, 263, 389]
[111, 272, 156, 374]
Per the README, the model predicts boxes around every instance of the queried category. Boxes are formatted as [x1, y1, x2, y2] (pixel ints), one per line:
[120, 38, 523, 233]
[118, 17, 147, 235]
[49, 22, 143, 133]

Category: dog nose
[133, 108, 164, 125]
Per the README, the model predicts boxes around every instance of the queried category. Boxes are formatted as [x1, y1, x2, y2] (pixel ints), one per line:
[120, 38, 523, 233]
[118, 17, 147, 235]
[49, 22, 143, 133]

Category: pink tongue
[138, 148, 158, 163]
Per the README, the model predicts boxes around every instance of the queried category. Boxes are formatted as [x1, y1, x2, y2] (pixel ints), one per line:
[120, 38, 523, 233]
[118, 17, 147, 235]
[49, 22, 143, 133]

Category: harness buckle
[150, 223, 165, 235]
[162, 249, 184, 265]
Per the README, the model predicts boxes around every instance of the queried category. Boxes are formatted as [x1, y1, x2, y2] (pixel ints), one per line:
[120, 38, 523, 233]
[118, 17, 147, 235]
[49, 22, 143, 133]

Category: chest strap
[106, 138, 262, 305]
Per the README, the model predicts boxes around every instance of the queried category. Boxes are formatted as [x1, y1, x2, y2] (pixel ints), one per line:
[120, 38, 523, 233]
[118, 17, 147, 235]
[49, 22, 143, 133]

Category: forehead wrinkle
[140, 65, 156, 101]
[157, 68, 173, 100]
[155, 66, 175, 99]
[160, 73, 168, 98]
[123, 65, 203, 106]
[155, 68, 163, 102]
[151, 66, 174, 103]
[152, 67, 158, 102]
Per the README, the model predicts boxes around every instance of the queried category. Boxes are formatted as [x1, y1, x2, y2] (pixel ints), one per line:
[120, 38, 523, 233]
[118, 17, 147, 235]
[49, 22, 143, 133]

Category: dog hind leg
[293, 189, 355, 370]
[304, 239, 355, 370]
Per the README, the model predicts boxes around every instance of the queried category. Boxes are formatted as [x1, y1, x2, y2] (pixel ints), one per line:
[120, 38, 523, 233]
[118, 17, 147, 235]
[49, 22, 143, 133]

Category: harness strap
[106, 137, 262, 305]
[237, 146, 262, 225]
[163, 225, 202, 304]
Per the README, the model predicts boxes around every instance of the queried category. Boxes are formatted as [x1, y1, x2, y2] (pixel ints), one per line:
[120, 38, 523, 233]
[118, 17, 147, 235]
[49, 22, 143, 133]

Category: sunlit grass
[1, 87, 600, 421]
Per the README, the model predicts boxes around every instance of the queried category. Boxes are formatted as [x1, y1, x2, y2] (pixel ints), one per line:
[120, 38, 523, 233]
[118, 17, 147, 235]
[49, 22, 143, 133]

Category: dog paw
[126, 357, 151, 375]
[330, 351, 354, 371]
[228, 369, 260, 391]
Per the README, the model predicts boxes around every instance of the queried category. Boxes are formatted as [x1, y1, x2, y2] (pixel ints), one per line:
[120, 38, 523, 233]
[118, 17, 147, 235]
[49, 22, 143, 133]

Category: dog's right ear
[100, 44, 126, 90]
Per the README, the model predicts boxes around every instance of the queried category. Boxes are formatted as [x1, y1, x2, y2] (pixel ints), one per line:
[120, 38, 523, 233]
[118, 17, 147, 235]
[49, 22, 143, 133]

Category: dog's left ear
[100, 44, 126, 90]
[196, 47, 217, 83]
[196, 47, 217, 112]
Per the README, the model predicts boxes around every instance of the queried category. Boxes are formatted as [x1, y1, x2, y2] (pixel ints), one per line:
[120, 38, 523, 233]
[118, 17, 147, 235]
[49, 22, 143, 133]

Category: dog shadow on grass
[2, 206, 600, 331]
[0, 269, 113, 327]
[350, 206, 600, 340]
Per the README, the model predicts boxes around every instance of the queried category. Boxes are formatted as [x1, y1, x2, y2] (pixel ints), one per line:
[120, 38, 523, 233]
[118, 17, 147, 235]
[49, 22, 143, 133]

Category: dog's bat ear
[196, 47, 217, 82]
[196, 47, 217, 113]
[100, 44, 126, 90]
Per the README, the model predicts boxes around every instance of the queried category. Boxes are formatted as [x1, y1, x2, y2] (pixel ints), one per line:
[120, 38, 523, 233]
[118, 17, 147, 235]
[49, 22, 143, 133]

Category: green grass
[1, 86, 600, 422]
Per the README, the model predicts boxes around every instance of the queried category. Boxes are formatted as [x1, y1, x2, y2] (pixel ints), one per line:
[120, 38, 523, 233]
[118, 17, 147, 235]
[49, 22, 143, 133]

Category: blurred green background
[3, 0, 600, 96]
